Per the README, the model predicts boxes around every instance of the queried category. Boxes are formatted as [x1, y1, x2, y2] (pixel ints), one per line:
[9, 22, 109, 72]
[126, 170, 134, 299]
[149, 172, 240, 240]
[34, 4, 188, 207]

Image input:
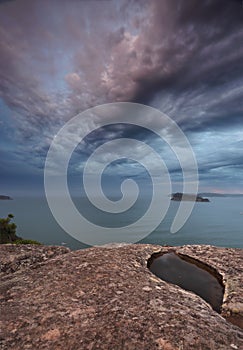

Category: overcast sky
[0, 0, 243, 196]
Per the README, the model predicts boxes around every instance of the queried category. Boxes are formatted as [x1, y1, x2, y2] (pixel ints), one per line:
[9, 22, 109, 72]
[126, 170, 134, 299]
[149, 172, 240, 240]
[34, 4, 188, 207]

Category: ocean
[0, 196, 242, 250]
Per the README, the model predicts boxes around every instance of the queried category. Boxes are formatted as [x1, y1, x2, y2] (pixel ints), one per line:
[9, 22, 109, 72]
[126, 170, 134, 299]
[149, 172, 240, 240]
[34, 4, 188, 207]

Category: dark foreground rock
[0, 244, 242, 350]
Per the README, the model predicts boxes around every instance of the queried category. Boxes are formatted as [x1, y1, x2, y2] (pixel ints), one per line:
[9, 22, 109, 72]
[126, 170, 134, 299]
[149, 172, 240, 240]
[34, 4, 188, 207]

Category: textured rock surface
[0, 243, 242, 350]
[0, 244, 70, 274]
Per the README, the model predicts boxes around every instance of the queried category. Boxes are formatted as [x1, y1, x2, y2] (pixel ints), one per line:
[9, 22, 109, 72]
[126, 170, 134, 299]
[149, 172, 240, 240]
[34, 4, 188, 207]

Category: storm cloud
[0, 0, 243, 194]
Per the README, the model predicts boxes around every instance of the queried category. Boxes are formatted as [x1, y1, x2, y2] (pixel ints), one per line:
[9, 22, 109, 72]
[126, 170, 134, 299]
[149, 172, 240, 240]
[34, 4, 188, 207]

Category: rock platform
[0, 243, 242, 349]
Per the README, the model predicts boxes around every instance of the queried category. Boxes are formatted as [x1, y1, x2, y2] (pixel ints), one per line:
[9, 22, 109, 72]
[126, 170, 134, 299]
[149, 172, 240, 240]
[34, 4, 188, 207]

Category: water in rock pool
[148, 252, 224, 312]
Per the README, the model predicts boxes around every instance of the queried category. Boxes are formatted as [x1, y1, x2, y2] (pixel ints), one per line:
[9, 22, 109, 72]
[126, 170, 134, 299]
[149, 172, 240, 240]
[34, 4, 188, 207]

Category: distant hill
[199, 193, 243, 198]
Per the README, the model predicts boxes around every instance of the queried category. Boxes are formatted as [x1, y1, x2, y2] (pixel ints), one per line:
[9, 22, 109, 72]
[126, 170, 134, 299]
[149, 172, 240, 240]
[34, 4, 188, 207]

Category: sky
[0, 0, 243, 196]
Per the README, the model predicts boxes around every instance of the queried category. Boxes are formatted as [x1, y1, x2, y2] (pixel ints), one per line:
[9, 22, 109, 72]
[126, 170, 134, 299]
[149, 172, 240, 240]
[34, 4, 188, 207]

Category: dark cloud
[0, 0, 242, 129]
[0, 0, 15, 3]
[131, 1, 243, 101]
[0, 0, 243, 192]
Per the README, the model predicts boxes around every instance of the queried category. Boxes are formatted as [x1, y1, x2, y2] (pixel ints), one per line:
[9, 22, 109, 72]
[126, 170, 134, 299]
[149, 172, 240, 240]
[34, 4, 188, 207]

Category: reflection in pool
[148, 251, 224, 313]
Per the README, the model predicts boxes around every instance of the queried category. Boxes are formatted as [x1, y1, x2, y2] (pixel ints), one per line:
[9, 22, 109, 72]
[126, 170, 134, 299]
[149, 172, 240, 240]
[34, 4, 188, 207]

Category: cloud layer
[0, 0, 243, 193]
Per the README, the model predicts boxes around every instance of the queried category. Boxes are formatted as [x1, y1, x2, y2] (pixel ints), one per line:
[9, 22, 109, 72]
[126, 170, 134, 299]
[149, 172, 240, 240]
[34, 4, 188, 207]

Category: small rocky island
[0, 195, 12, 200]
[171, 192, 210, 202]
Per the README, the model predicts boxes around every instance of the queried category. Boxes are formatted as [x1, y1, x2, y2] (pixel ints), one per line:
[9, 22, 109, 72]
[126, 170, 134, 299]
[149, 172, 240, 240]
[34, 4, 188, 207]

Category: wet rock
[0, 244, 242, 350]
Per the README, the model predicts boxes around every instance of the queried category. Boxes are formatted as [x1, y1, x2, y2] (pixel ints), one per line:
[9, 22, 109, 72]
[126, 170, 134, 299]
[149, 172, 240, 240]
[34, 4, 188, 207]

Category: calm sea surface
[0, 196, 242, 250]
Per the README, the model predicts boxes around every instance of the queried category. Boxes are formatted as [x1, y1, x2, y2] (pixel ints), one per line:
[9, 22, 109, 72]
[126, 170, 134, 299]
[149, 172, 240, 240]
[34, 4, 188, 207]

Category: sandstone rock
[0, 244, 70, 274]
[0, 243, 242, 350]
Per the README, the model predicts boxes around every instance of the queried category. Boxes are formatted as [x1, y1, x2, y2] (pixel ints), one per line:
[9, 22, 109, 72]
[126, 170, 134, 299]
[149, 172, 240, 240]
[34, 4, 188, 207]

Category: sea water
[0, 196, 242, 250]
